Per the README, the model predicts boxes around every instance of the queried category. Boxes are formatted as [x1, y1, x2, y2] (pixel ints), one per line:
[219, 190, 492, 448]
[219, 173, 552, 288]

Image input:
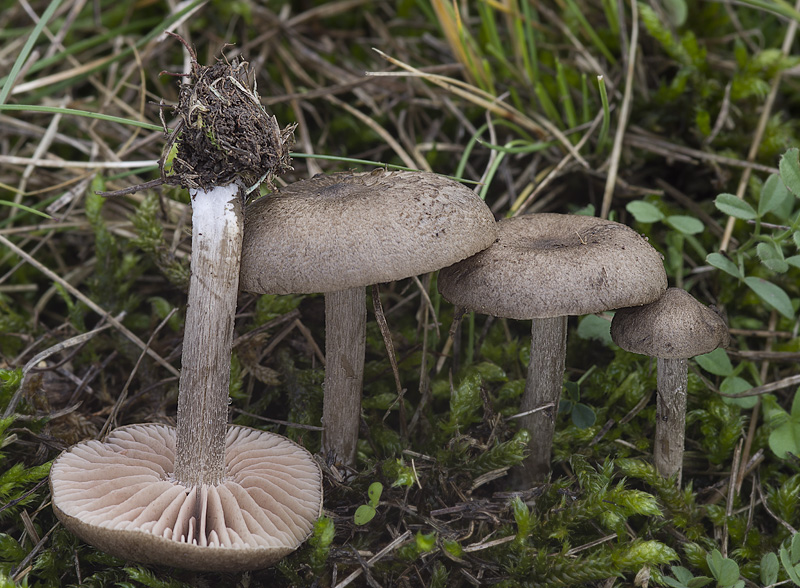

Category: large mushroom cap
[611, 287, 730, 359]
[438, 214, 667, 320]
[50, 424, 322, 572]
[239, 170, 497, 294]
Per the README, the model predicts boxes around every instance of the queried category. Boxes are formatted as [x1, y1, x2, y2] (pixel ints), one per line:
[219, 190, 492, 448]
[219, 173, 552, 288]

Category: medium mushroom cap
[438, 214, 667, 320]
[50, 424, 322, 572]
[611, 287, 730, 359]
[239, 170, 498, 294]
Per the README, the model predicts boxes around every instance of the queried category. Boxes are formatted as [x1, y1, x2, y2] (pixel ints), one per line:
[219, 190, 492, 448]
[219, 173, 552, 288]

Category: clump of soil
[164, 36, 295, 191]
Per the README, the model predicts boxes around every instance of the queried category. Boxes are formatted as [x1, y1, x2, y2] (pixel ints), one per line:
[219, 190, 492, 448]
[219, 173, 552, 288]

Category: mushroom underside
[50, 424, 322, 572]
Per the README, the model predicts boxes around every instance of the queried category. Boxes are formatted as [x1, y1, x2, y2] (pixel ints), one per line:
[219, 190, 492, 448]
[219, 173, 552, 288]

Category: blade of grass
[370, 49, 589, 167]
[600, 1, 639, 219]
[596, 75, 611, 151]
[563, 0, 617, 64]
[0, 104, 164, 131]
[0, 0, 64, 105]
[0, 201, 52, 220]
[11, 0, 205, 100]
[556, 60, 578, 131]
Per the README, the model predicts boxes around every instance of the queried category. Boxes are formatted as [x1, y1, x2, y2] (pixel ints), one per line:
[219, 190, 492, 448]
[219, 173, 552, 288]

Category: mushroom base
[50, 424, 322, 572]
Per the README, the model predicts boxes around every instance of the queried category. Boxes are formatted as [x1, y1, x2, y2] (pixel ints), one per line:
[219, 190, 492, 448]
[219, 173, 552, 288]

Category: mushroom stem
[322, 287, 366, 466]
[654, 357, 688, 484]
[517, 315, 568, 485]
[175, 183, 243, 486]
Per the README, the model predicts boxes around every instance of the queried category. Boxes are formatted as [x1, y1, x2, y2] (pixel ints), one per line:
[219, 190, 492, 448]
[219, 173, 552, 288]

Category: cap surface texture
[438, 214, 667, 320]
[611, 287, 730, 359]
[239, 170, 498, 294]
[50, 424, 322, 572]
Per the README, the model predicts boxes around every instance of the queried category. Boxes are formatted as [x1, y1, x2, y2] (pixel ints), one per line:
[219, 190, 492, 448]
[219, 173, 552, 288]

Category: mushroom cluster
[438, 213, 668, 485]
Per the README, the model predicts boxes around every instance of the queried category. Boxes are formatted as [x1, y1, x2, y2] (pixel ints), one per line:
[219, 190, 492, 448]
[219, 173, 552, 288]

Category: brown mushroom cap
[50, 424, 322, 572]
[611, 287, 730, 359]
[239, 170, 498, 294]
[438, 214, 667, 320]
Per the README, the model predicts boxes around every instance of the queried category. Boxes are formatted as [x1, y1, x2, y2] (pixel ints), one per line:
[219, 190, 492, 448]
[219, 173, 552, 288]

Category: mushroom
[239, 170, 498, 467]
[611, 287, 730, 483]
[50, 424, 322, 571]
[50, 43, 322, 570]
[438, 213, 667, 485]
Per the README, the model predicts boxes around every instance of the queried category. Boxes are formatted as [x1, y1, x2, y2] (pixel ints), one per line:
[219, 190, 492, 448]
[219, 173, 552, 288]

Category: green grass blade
[596, 75, 611, 151]
[0, 105, 164, 131]
[0, 0, 64, 105]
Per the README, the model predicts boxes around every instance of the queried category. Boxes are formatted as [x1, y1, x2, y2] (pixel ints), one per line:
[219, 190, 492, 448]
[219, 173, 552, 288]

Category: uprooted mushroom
[50, 38, 322, 572]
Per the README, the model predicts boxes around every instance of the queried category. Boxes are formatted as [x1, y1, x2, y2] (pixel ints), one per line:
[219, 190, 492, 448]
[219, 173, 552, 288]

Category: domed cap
[239, 170, 497, 294]
[50, 424, 322, 572]
[611, 287, 730, 359]
[438, 214, 667, 320]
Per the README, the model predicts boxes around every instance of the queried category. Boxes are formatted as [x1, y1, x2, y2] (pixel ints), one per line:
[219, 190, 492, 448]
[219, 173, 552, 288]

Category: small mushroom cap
[438, 214, 667, 320]
[50, 424, 322, 572]
[239, 170, 497, 294]
[611, 287, 730, 359]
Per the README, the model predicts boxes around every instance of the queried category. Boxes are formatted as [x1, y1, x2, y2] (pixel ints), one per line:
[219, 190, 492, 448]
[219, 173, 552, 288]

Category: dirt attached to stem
[165, 36, 295, 192]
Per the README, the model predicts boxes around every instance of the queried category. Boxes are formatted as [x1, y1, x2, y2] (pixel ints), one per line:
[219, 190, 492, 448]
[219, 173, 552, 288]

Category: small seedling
[707, 549, 744, 588]
[558, 366, 597, 429]
[354, 482, 383, 525]
[762, 389, 800, 461]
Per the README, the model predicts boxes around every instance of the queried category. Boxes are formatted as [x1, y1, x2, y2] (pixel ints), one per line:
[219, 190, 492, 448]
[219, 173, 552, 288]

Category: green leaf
[368, 482, 383, 507]
[577, 314, 613, 345]
[768, 421, 800, 460]
[572, 403, 597, 429]
[792, 388, 800, 420]
[761, 552, 779, 586]
[706, 253, 742, 279]
[759, 173, 792, 217]
[780, 543, 800, 585]
[756, 241, 789, 273]
[720, 376, 757, 409]
[665, 215, 704, 235]
[792, 532, 800, 564]
[714, 193, 757, 220]
[779, 147, 800, 198]
[627, 200, 665, 223]
[354, 504, 376, 525]
[695, 348, 733, 376]
[743, 276, 796, 320]
[794, 231, 800, 249]
[707, 549, 740, 586]
[663, 0, 687, 26]
[671, 566, 694, 584]
[687, 578, 714, 588]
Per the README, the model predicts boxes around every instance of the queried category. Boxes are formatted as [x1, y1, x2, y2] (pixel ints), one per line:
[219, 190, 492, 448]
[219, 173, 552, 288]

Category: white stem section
[322, 288, 367, 467]
[175, 183, 243, 487]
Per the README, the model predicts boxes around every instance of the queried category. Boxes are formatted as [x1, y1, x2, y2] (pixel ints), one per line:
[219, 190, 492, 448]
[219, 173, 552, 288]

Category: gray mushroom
[240, 169, 498, 467]
[611, 287, 730, 483]
[438, 213, 667, 485]
[51, 50, 323, 570]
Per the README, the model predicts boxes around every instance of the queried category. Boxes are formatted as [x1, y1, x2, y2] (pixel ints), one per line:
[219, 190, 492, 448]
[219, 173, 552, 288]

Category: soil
[167, 45, 295, 191]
